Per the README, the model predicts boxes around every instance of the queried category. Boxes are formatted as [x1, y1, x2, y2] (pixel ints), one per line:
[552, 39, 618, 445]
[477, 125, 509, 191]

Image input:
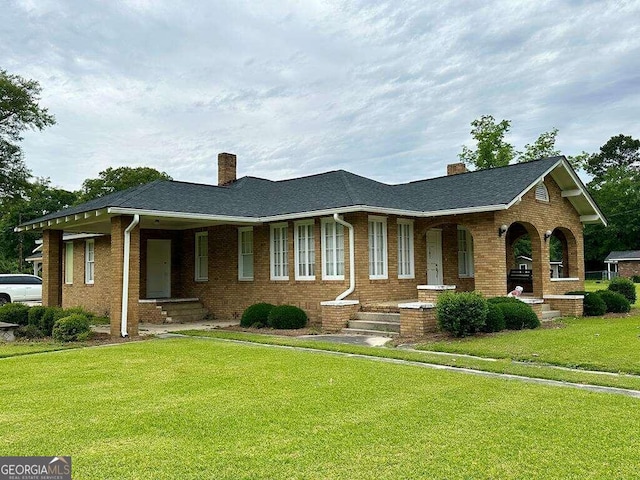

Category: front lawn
[416, 315, 640, 374]
[585, 279, 639, 307]
[0, 341, 75, 358]
[1, 338, 639, 479]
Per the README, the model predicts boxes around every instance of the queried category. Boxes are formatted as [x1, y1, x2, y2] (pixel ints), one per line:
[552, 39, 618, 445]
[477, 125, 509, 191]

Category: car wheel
[0, 295, 9, 306]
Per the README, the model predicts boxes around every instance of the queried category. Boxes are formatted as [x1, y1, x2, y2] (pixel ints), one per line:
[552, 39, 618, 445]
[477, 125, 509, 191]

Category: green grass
[415, 315, 640, 374]
[1, 338, 639, 479]
[179, 329, 640, 391]
[585, 279, 640, 306]
[0, 340, 76, 358]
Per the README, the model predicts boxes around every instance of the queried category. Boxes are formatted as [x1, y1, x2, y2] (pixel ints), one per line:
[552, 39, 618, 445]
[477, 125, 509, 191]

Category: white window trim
[85, 239, 94, 285]
[238, 227, 254, 281]
[195, 231, 209, 282]
[294, 220, 315, 281]
[457, 226, 475, 278]
[397, 219, 415, 279]
[321, 218, 345, 281]
[270, 222, 289, 281]
[64, 242, 73, 285]
[368, 215, 388, 280]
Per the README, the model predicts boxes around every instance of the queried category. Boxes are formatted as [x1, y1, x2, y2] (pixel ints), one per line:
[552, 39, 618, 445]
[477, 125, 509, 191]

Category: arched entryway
[550, 227, 578, 278]
[505, 222, 542, 296]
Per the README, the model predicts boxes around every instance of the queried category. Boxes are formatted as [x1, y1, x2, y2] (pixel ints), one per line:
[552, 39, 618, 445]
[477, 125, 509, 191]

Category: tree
[584, 134, 640, 184]
[0, 69, 55, 204]
[77, 166, 172, 203]
[517, 128, 561, 163]
[459, 115, 516, 170]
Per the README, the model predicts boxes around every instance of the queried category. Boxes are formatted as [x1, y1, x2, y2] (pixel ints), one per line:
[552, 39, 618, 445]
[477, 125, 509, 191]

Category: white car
[0, 274, 43, 305]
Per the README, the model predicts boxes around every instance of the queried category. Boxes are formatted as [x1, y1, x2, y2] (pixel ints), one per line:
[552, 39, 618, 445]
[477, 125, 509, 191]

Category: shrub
[608, 277, 637, 304]
[632, 275, 640, 284]
[52, 314, 91, 342]
[40, 307, 67, 337]
[436, 292, 488, 337]
[240, 303, 275, 328]
[63, 306, 96, 322]
[27, 306, 47, 327]
[0, 303, 29, 326]
[487, 297, 539, 330]
[566, 291, 606, 317]
[595, 290, 631, 313]
[481, 302, 506, 333]
[15, 324, 44, 339]
[267, 305, 308, 329]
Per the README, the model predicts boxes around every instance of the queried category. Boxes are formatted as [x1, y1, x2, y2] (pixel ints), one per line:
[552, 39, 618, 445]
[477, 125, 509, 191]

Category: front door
[147, 239, 171, 298]
[426, 229, 443, 285]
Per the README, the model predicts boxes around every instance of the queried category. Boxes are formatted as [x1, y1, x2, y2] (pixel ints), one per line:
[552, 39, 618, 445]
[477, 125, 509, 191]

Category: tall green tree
[459, 115, 516, 170]
[0, 69, 55, 205]
[517, 128, 561, 163]
[77, 166, 172, 203]
[584, 134, 640, 185]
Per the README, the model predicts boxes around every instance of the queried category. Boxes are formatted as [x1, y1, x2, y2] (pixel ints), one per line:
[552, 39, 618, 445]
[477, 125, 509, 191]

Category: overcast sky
[2, 0, 639, 191]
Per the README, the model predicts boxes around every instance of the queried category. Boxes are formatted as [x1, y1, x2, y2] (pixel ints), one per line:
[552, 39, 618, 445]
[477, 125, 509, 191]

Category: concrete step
[542, 310, 561, 320]
[353, 311, 400, 323]
[164, 313, 208, 324]
[163, 306, 208, 316]
[158, 300, 209, 323]
[341, 327, 400, 337]
[161, 302, 206, 312]
[348, 319, 401, 333]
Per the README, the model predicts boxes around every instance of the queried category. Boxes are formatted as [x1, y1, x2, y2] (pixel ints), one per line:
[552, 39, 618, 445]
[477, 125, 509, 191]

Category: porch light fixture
[544, 230, 553, 242]
[498, 224, 508, 237]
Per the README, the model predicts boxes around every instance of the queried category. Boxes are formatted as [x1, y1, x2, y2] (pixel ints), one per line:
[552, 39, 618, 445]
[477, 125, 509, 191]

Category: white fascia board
[556, 159, 607, 226]
[107, 207, 261, 225]
[607, 258, 640, 262]
[14, 209, 109, 232]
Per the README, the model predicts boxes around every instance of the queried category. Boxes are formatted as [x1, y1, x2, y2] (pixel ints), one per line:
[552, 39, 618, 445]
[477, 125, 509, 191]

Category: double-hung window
[321, 219, 344, 280]
[368, 216, 388, 279]
[457, 226, 474, 277]
[195, 232, 208, 281]
[238, 227, 254, 281]
[397, 219, 414, 279]
[294, 221, 315, 280]
[270, 223, 289, 280]
[85, 239, 95, 284]
[64, 242, 74, 284]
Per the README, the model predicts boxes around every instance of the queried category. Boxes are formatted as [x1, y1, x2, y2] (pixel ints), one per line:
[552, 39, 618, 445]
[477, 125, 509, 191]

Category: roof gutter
[120, 214, 140, 337]
[333, 213, 355, 301]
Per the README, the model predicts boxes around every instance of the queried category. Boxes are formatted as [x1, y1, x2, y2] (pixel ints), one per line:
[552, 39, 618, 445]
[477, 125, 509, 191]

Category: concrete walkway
[165, 333, 640, 399]
[92, 320, 238, 336]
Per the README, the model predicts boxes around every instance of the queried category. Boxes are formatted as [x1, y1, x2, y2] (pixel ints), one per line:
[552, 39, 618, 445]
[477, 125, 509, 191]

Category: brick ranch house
[604, 251, 640, 279]
[17, 154, 605, 337]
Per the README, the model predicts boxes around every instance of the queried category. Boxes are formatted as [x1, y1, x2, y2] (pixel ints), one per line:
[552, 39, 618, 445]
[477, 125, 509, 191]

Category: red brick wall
[618, 261, 640, 278]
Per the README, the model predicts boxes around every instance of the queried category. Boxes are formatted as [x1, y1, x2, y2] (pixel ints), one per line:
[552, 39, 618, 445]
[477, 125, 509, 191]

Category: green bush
[52, 314, 91, 342]
[240, 303, 275, 328]
[15, 324, 44, 339]
[40, 307, 67, 337]
[0, 303, 30, 326]
[63, 306, 96, 322]
[436, 292, 488, 337]
[27, 306, 47, 327]
[632, 275, 640, 284]
[487, 297, 539, 330]
[608, 277, 637, 304]
[566, 291, 607, 317]
[595, 290, 631, 313]
[267, 305, 308, 330]
[481, 302, 506, 333]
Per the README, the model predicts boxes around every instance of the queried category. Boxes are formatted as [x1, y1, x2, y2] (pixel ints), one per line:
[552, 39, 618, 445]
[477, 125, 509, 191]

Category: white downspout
[121, 214, 140, 337]
[333, 213, 355, 301]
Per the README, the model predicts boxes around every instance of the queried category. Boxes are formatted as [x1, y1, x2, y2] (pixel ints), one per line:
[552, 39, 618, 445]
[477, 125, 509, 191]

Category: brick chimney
[447, 162, 467, 176]
[218, 152, 237, 186]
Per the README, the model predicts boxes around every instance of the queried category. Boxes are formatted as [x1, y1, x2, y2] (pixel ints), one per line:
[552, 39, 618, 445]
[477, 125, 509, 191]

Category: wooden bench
[508, 269, 533, 293]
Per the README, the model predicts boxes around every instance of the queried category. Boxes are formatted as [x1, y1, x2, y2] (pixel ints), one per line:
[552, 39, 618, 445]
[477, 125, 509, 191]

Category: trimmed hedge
[566, 291, 607, 317]
[436, 292, 488, 337]
[632, 275, 640, 284]
[0, 303, 30, 326]
[487, 297, 539, 330]
[15, 324, 44, 339]
[596, 290, 631, 313]
[267, 305, 308, 329]
[481, 302, 506, 333]
[52, 314, 91, 342]
[41, 307, 68, 336]
[240, 303, 275, 328]
[27, 306, 48, 328]
[608, 277, 637, 304]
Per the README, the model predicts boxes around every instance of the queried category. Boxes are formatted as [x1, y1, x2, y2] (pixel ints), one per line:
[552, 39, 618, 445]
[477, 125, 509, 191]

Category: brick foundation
[417, 285, 456, 303]
[543, 295, 584, 317]
[320, 301, 359, 332]
[399, 303, 437, 336]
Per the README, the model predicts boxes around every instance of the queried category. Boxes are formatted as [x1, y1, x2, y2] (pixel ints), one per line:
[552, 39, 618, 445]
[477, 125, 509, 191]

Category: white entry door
[426, 229, 443, 285]
[147, 239, 171, 298]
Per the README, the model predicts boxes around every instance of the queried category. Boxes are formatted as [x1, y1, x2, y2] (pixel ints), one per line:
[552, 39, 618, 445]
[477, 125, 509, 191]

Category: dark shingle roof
[604, 251, 640, 261]
[24, 156, 564, 225]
